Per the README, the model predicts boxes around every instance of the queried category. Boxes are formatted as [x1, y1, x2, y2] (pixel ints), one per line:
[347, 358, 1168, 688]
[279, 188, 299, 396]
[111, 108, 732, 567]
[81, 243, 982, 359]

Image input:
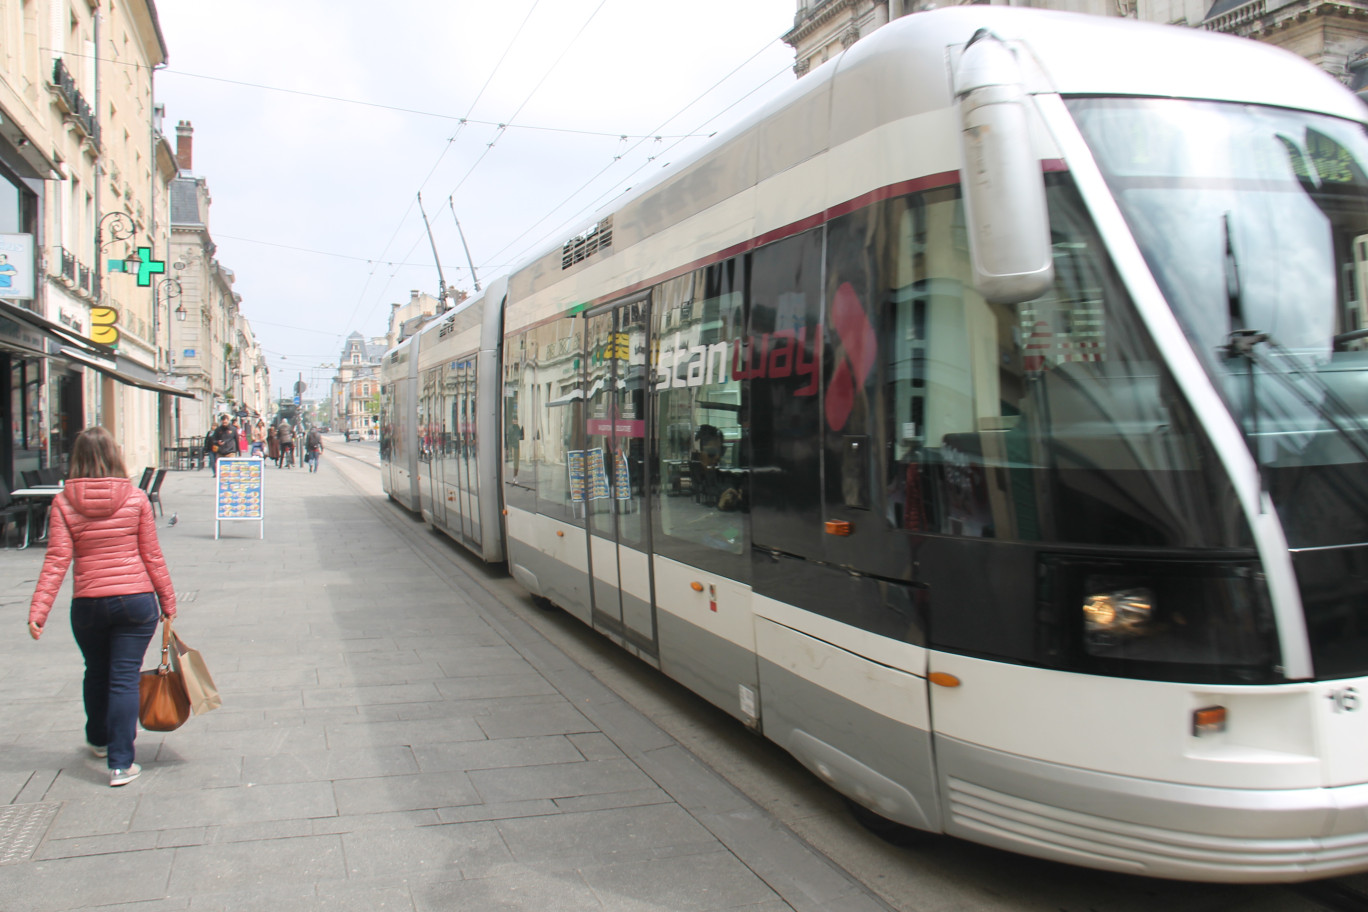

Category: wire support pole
[449, 198, 480, 293]
[416, 192, 450, 309]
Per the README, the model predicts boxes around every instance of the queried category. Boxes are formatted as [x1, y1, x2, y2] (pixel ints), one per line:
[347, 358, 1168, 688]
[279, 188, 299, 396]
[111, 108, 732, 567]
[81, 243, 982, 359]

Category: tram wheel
[844, 798, 925, 847]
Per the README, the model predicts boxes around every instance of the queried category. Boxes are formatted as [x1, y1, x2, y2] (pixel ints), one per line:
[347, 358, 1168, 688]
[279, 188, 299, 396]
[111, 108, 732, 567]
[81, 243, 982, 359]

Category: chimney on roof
[175, 120, 194, 171]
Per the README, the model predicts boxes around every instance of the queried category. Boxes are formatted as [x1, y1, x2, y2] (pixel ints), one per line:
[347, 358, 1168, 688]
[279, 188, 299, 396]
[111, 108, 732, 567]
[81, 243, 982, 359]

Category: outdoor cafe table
[9, 484, 61, 549]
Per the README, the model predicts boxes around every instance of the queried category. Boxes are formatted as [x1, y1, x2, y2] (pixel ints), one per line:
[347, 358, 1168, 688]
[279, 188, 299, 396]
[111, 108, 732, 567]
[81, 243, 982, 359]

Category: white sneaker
[109, 763, 141, 787]
[88, 743, 107, 758]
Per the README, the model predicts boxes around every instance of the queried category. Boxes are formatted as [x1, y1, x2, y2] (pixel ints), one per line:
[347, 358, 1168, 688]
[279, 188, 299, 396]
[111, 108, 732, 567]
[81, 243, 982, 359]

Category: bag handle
[157, 618, 174, 675]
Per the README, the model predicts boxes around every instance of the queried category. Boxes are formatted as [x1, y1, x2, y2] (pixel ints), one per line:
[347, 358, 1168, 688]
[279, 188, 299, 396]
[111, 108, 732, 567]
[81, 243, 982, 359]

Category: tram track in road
[326, 451, 1367, 912]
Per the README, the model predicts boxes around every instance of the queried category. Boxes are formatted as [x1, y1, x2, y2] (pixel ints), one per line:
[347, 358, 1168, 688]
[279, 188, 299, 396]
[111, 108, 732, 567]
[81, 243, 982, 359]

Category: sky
[150, 0, 800, 400]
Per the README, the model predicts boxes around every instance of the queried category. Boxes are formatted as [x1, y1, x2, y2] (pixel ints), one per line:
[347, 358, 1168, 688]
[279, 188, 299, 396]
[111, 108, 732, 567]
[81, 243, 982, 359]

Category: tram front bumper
[938, 735, 1368, 883]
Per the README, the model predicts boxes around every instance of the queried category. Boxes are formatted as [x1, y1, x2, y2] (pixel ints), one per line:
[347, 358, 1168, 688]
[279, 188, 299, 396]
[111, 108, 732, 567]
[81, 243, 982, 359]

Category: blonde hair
[68, 426, 129, 479]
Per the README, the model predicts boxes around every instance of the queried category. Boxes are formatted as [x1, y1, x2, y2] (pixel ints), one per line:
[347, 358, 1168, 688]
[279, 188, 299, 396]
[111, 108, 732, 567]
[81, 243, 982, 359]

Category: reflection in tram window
[652, 260, 749, 572]
[583, 301, 649, 546]
[502, 331, 535, 511]
[532, 319, 585, 524]
[878, 179, 1237, 549]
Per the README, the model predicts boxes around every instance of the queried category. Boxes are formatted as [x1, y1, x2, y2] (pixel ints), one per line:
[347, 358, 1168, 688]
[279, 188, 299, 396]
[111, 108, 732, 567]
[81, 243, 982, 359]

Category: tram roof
[490, 6, 1364, 324]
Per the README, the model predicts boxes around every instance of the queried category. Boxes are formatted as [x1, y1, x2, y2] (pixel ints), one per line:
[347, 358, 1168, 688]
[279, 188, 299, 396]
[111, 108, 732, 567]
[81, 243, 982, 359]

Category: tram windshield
[1070, 97, 1368, 552]
[1072, 98, 1368, 678]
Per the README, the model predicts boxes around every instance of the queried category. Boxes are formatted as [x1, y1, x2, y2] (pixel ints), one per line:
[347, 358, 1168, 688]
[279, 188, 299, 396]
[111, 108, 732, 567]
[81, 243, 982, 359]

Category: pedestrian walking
[26, 426, 177, 787]
[203, 424, 217, 473]
[305, 425, 324, 472]
[250, 419, 266, 458]
[277, 420, 295, 469]
[209, 415, 238, 474]
[267, 423, 280, 466]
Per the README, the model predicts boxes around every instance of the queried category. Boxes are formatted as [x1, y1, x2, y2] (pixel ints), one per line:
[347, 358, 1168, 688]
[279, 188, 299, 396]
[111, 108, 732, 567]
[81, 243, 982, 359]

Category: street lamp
[152, 276, 182, 336]
[94, 210, 134, 301]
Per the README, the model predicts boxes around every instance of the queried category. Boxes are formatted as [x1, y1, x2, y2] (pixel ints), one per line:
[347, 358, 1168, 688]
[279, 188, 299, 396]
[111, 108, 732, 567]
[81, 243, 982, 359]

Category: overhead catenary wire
[60, 42, 710, 143]
[367, 33, 790, 326]
[481, 40, 792, 274]
[140, 5, 794, 373]
[441, 0, 612, 202]
[352, 0, 615, 332]
[332, 0, 558, 347]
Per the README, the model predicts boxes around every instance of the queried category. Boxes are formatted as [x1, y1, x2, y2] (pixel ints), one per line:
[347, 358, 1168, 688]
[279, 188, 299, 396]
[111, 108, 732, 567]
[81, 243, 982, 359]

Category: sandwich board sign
[215, 457, 264, 539]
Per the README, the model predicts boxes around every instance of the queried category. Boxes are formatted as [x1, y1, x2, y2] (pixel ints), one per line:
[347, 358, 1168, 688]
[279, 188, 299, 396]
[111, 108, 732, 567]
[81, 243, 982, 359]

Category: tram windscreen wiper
[1227, 329, 1368, 465]
[1221, 211, 1368, 465]
[1222, 212, 1268, 477]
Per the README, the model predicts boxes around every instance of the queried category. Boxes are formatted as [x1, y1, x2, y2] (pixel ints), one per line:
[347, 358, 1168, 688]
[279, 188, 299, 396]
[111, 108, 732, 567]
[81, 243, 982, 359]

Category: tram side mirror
[954, 30, 1054, 305]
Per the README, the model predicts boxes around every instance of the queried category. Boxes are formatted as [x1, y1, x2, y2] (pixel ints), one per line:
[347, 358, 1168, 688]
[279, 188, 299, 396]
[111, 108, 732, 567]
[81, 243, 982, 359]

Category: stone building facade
[167, 121, 268, 444]
[333, 331, 385, 439]
[386, 289, 442, 351]
[0, 0, 197, 487]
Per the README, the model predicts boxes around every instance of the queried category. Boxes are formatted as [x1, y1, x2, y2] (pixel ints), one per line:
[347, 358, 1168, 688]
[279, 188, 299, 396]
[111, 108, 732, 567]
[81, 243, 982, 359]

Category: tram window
[532, 319, 585, 525]
[417, 368, 438, 464]
[447, 363, 463, 490]
[651, 260, 750, 578]
[748, 229, 825, 560]
[503, 331, 535, 510]
[583, 302, 649, 547]
[881, 178, 1241, 549]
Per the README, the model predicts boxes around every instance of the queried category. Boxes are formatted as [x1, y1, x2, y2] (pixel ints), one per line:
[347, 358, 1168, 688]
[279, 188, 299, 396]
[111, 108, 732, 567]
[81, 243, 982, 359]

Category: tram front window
[885, 174, 1278, 681]
[1071, 98, 1368, 677]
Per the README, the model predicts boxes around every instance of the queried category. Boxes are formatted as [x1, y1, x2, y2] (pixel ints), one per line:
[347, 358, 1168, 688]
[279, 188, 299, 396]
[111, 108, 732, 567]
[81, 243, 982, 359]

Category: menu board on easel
[585, 447, 610, 502]
[567, 450, 587, 505]
[215, 457, 264, 539]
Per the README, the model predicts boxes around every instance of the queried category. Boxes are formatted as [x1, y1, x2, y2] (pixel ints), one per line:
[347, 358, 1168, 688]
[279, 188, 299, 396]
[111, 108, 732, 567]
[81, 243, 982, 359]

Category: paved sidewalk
[0, 454, 890, 912]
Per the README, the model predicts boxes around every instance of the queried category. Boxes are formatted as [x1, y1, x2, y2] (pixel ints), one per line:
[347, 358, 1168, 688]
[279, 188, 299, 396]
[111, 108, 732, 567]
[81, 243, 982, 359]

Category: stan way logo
[650, 280, 878, 433]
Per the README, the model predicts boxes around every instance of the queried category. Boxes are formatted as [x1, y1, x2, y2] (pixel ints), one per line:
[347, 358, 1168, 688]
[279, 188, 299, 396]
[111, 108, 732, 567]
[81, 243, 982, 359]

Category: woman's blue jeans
[70, 593, 160, 770]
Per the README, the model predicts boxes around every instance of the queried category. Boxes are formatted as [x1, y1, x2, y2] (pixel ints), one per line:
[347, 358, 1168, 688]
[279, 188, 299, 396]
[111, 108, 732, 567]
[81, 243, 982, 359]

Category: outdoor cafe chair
[146, 468, 168, 517]
[0, 478, 33, 549]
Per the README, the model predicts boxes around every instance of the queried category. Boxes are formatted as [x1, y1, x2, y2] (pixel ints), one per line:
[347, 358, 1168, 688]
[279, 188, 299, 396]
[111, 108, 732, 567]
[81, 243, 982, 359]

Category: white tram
[382, 7, 1368, 881]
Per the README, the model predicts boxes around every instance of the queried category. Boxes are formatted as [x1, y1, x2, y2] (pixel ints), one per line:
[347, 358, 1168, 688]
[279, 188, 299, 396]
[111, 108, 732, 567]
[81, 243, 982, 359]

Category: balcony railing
[59, 247, 76, 284]
[1204, 0, 1265, 31]
[77, 262, 92, 296]
[50, 58, 98, 144]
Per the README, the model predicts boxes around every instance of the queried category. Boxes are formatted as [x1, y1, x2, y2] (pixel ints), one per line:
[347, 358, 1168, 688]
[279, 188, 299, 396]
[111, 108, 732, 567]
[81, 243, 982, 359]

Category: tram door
[582, 295, 658, 658]
[419, 366, 446, 530]
[445, 359, 476, 544]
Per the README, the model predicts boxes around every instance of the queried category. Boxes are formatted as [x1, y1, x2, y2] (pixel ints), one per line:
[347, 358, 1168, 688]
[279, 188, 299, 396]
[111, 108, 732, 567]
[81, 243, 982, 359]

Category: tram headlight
[1039, 555, 1280, 683]
[1082, 587, 1154, 648]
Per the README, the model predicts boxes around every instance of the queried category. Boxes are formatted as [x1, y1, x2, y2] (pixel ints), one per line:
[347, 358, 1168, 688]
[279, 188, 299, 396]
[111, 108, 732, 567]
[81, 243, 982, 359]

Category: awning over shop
[0, 299, 105, 358]
[59, 346, 197, 400]
[0, 300, 197, 399]
[0, 302, 60, 357]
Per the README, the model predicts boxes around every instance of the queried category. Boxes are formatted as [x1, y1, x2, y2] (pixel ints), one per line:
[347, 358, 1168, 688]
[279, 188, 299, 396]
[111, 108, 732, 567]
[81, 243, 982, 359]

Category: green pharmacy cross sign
[107, 247, 166, 286]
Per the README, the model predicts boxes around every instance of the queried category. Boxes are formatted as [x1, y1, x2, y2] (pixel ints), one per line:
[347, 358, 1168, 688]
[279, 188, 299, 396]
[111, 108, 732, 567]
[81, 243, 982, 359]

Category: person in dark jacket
[304, 426, 324, 472]
[276, 420, 295, 469]
[208, 415, 238, 474]
[203, 426, 217, 472]
[27, 426, 177, 787]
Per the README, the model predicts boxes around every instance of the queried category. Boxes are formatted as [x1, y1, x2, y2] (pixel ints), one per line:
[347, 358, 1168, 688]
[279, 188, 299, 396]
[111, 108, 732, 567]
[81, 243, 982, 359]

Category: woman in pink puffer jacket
[27, 426, 177, 787]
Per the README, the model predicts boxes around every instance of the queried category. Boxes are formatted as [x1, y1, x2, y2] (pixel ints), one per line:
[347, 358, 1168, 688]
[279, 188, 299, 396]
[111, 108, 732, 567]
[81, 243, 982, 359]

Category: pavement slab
[0, 452, 891, 911]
